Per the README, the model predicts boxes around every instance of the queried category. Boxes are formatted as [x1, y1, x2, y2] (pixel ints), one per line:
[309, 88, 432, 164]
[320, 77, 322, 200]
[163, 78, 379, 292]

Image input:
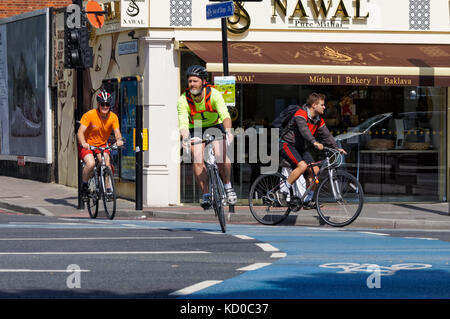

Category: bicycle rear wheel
[210, 168, 226, 233]
[315, 170, 364, 227]
[86, 177, 98, 219]
[101, 167, 116, 220]
[248, 173, 291, 225]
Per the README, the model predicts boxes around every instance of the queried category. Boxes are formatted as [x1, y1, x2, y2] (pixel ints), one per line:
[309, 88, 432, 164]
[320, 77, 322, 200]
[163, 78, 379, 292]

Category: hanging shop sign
[121, 0, 150, 28]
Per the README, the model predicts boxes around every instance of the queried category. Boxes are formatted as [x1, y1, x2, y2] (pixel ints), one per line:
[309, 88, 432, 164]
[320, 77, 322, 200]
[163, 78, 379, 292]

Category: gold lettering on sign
[309, 75, 333, 84]
[290, 1, 308, 19]
[333, 0, 350, 19]
[384, 77, 412, 85]
[345, 76, 372, 85]
[236, 74, 255, 82]
[355, 0, 370, 19]
[228, 2, 250, 34]
[310, 0, 332, 19]
[272, 0, 369, 20]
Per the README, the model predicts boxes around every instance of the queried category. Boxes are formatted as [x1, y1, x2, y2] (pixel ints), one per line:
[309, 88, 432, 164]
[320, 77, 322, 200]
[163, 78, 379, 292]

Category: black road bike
[249, 147, 364, 227]
[82, 144, 118, 220]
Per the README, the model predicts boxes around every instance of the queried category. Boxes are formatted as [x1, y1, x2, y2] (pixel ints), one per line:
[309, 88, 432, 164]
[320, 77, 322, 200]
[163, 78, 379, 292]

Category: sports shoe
[200, 193, 212, 210]
[225, 188, 237, 205]
[81, 183, 89, 199]
[276, 191, 290, 207]
[302, 201, 322, 210]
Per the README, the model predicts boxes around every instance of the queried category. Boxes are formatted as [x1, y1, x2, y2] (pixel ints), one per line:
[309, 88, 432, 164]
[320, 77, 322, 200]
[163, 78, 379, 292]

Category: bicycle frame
[288, 147, 343, 207]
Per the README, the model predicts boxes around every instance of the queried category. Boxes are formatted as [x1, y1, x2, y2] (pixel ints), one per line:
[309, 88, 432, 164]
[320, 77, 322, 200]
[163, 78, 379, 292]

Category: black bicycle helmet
[185, 65, 208, 80]
[96, 89, 113, 104]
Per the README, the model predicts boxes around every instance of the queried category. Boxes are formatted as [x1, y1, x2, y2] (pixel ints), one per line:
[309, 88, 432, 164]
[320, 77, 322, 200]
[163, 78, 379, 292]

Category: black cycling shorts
[279, 142, 314, 169]
[189, 123, 225, 140]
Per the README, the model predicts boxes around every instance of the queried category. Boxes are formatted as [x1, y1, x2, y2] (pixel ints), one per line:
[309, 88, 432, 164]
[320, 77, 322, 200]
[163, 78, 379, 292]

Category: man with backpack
[277, 93, 347, 209]
[178, 65, 237, 209]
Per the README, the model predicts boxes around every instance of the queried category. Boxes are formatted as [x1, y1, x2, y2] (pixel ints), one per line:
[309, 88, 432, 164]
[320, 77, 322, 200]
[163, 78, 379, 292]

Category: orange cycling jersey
[79, 109, 119, 147]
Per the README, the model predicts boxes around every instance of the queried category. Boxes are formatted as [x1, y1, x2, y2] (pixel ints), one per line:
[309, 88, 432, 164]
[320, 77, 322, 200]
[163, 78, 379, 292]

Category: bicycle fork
[328, 168, 343, 202]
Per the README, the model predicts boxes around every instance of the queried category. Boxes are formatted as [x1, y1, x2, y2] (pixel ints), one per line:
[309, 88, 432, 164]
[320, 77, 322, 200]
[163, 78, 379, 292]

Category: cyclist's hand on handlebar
[338, 148, 347, 155]
[225, 130, 234, 147]
[82, 142, 90, 150]
[313, 142, 324, 151]
[116, 139, 124, 147]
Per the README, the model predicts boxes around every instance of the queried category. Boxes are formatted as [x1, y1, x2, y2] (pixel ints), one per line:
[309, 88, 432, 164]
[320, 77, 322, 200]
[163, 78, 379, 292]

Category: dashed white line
[0, 237, 193, 241]
[359, 231, 389, 236]
[169, 280, 223, 296]
[271, 252, 287, 258]
[0, 269, 90, 273]
[0, 251, 210, 256]
[404, 237, 438, 241]
[234, 235, 254, 240]
[256, 243, 279, 252]
[237, 263, 272, 271]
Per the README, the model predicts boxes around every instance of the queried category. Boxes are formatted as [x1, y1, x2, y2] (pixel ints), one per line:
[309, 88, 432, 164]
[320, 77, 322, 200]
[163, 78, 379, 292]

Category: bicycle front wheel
[315, 170, 364, 227]
[86, 177, 98, 219]
[248, 173, 291, 225]
[210, 168, 226, 233]
[101, 167, 116, 220]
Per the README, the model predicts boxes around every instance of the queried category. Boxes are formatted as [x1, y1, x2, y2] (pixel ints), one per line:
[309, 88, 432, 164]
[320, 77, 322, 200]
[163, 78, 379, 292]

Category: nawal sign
[121, 0, 149, 28]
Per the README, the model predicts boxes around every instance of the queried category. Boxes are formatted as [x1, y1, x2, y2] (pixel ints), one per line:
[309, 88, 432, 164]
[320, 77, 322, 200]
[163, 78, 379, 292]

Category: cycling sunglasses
[100, 102, 110, 107]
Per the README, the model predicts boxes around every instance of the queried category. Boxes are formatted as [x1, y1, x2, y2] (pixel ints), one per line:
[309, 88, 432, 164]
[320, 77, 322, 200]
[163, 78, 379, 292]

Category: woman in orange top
[77, 89, 124, 195]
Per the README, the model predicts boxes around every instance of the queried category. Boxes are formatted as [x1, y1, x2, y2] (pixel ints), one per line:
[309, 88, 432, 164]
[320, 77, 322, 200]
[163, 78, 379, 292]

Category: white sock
[280, 181, 291, 193]
[224, 183, 232, 189]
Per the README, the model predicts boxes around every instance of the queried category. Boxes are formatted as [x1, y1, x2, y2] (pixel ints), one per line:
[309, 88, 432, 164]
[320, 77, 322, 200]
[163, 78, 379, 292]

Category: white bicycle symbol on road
[320, 263, 432, 276]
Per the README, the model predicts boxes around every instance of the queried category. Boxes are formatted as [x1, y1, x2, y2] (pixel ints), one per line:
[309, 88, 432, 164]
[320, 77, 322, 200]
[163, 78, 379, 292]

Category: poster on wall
[5, 12, 48, 159]
[120, 77, 137, 181]
[0, 24, 9, 155]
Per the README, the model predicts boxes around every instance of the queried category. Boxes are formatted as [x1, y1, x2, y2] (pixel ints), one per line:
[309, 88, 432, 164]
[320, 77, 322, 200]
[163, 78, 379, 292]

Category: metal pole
[221, 17, 229, 76]
[135, 104, 143, 211]
[220, 10, 234, 212]
[76, 68, 84, 209]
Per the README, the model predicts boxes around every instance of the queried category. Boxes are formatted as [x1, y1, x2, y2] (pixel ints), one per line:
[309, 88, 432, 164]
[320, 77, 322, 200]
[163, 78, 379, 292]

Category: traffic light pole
[76, 67, 84, 210]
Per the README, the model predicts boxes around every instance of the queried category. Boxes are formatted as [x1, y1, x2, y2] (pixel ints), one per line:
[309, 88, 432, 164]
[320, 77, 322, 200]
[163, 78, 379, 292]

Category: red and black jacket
[281, 105, 338, 150]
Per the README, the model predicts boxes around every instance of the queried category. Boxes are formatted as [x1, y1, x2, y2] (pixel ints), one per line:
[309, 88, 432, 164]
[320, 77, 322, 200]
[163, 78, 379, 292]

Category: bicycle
[190, 134, 227, 233]
[82, 144, 119, 220]
[249, 147, 364, 227]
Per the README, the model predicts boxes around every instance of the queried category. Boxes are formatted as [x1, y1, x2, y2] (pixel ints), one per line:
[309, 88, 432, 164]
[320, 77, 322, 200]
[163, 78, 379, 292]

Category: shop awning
[183, 41, 450, 86]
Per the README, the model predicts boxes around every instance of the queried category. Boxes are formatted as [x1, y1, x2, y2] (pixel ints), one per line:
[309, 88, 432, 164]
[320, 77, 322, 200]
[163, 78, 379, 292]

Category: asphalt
[0, 175, 449, 230]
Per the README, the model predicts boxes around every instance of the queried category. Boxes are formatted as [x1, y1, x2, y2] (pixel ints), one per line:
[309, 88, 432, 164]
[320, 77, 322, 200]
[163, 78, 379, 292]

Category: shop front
[152, 0, 450, 205]
[179, 41, 449, 203]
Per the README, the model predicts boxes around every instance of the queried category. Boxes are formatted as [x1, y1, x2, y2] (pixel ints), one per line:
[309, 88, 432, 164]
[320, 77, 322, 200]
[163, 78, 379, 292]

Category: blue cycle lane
[174, 223, 450, 299]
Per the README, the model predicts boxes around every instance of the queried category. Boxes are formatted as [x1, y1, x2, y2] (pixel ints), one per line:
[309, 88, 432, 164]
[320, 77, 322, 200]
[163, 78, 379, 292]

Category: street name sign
[206, 1, 235, 20]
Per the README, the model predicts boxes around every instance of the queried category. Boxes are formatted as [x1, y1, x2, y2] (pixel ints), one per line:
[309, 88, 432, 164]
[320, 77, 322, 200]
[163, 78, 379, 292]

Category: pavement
[0, 175, 449, 230]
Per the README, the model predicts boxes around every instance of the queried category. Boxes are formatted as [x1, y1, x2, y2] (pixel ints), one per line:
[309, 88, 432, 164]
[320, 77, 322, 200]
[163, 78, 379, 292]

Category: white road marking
[271, 252, 287, 258]
[0, 269, 90, 273]
[234, 235, 254, 240]
[0, 237, 193, 241]
[359, 231, 389, 236]
[169, 280, 223, 296]
[237, 263, 272, 271]
[0, 251, 210, 256]
[256, 243, 279, 252]
[404, 237, 438, 241]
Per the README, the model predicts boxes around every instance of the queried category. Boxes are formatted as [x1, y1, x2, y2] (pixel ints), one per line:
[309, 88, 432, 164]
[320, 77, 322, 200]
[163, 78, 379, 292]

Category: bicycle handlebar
[88, 144, 121, 152]
[190, 134, 225, 146]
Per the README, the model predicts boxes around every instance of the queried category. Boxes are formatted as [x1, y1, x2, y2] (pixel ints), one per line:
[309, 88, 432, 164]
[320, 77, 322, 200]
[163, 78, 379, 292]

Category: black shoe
[302, 201, 317, 210]
[276, 191, 290, 207]
[200, 194, 212, 210]
[81, 184, 89, 200]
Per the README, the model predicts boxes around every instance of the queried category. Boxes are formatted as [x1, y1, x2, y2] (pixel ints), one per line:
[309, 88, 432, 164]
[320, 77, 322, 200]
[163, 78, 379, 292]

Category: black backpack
[272, 104, 302, 136]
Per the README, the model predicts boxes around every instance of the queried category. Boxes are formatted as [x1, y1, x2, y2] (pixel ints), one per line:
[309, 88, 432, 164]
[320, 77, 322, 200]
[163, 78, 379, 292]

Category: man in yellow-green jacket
[178, 65, 236, 209]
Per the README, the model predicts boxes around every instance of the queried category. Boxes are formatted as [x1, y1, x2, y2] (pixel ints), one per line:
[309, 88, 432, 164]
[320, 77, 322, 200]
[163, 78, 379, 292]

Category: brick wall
[0, 1, 72, 19]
